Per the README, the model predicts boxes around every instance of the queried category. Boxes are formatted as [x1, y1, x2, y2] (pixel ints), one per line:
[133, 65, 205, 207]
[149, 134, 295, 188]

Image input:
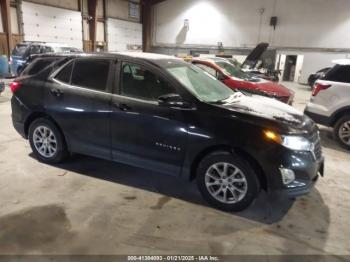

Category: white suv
[305, 59, 350, 149]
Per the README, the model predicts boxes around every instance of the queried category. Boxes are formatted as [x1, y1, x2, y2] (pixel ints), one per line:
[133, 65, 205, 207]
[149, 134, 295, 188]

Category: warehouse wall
[107, 0, 140, 22]
[277, 51, 350, 84]
[106, 0, 142, 51]
[19, 0, 142, 51]
[153, 0, 350, 50]
[107, 18, 142, 51]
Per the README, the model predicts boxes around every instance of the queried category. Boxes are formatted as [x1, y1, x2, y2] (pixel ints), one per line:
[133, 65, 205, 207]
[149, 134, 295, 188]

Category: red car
[192, 57, 294, 105]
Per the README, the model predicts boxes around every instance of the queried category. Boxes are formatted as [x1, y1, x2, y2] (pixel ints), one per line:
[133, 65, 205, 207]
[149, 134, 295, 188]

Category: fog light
[279, 168, 295, 185]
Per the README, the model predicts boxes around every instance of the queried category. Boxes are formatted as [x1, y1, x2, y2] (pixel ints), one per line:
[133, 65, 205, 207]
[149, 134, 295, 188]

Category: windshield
[12, 44, 28, 57]
[215, 61, 248, 79]
[166, 63, 234, 103]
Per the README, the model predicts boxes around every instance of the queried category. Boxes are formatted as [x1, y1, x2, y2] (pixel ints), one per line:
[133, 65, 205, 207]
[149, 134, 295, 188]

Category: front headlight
[281, 135, 312, 151]
[264, 130, 312, 151]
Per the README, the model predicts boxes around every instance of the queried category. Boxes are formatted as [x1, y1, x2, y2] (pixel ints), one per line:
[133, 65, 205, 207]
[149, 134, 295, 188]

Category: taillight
[10, 81, 21, 93]
[312, 83, 331, 96]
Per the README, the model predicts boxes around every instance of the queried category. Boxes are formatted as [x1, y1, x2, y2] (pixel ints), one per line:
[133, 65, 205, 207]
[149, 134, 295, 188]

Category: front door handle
[112, 102, 131, 111]
[50, 88, 63, 97]
[119, 103, 131, 111]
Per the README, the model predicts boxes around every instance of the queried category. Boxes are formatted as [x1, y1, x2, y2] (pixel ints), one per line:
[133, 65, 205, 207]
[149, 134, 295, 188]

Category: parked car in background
[217, 43, 280, 82]
[192, 57, 294, 104]
[305, 59, 350, 149]
[240, 43, 269, 70]
[11, 52, 323, 211]
[0, 81, 4, 94]
[307, 67, 331, 88]
[246, 68, 281, 83]
[10, 41, 81, 76]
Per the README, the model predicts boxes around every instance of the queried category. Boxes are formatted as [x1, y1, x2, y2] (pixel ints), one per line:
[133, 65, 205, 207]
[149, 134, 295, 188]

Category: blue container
[0, 55, 9, 77]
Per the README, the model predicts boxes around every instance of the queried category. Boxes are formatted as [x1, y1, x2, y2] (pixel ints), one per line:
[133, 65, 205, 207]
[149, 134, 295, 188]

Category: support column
[1, 0, 13, 56]
[141, 0, 151, 52]
[87, 0, 97, 51]
[142, 0, 166, 53]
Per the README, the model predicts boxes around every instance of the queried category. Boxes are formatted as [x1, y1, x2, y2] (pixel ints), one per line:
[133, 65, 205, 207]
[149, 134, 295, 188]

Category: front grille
[308, 125, 322, 160]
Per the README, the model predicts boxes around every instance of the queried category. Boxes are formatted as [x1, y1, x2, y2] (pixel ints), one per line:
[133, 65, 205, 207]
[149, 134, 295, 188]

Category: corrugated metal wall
[107, 18, 142, 52]
[22, 1, 83, 49]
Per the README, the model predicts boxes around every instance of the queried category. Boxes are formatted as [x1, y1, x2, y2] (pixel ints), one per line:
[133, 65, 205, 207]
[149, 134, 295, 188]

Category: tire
[196, 151, 260, 212]
[334, 115, 350, 150]
[28, 118, 68, 163]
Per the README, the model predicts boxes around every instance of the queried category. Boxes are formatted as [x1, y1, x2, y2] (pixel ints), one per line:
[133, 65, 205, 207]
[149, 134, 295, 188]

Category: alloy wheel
[33, 125, 57, 158]
[339, 121, 350, 146]
[205, 162, 248, 204]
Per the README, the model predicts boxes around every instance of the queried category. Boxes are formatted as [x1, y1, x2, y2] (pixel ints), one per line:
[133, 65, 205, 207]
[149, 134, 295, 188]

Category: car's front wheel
[196, 152, 260, 212]
[334, 116, 350, 150]
[28, 118, 68, 163]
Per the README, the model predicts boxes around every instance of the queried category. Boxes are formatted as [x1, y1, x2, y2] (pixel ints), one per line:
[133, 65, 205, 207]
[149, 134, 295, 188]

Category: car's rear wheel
[334, 116, 350, 150]
[29, 118, 68, 163]
[196, 151, 260, 212]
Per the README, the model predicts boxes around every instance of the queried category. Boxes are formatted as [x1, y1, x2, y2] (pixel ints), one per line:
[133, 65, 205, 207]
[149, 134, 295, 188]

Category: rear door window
[325, 65, 350, 83]
[71, 59, 110, 92]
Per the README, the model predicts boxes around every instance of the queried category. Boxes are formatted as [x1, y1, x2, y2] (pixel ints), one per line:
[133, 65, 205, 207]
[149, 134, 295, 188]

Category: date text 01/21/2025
[127, 255, 220, 261]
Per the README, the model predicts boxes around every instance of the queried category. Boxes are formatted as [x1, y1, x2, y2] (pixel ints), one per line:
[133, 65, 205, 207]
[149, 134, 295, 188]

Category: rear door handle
[50, 88, 63, 97]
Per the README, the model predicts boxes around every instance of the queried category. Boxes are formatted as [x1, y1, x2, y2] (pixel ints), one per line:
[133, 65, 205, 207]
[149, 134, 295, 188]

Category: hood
[242, 43, 269, 69]
[229, 76, 294, 98]
[219, 92, 303, 126]
[255, 80, 294, 97]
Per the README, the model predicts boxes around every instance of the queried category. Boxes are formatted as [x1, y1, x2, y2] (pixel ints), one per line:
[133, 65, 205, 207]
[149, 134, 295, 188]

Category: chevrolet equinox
[11, 52, 324, 211]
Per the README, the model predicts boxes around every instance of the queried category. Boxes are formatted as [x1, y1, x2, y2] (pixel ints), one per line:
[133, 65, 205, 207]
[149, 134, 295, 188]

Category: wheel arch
[189, 145, 268, 191]
[24, 112, 69, 150]
[330, 107, 350, 127]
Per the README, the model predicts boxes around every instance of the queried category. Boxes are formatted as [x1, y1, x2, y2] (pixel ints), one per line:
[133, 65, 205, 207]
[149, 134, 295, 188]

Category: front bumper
[258, 143, 324, 197]
[277, 157, 324, 197]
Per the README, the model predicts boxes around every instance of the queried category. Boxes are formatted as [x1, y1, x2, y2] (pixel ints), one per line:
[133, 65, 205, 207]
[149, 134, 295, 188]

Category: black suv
[11, 52, 324, 211]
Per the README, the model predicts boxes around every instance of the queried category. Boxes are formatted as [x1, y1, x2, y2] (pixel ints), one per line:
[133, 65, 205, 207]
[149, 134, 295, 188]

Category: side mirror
[158, 93, 190, 108]
[217, 73, 227, 81]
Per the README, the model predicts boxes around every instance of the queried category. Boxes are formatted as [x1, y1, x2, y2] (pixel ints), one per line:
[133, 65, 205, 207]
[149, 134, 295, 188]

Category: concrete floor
[0, 81, 350, 256]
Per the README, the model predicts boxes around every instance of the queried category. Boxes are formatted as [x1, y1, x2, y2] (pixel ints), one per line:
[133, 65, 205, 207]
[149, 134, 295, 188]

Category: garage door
[107, 18, 142, 52]
[22, 1, 83, 49]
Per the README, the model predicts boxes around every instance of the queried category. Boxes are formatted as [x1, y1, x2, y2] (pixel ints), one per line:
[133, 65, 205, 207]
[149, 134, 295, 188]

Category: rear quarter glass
[21, 58, 57, 76]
